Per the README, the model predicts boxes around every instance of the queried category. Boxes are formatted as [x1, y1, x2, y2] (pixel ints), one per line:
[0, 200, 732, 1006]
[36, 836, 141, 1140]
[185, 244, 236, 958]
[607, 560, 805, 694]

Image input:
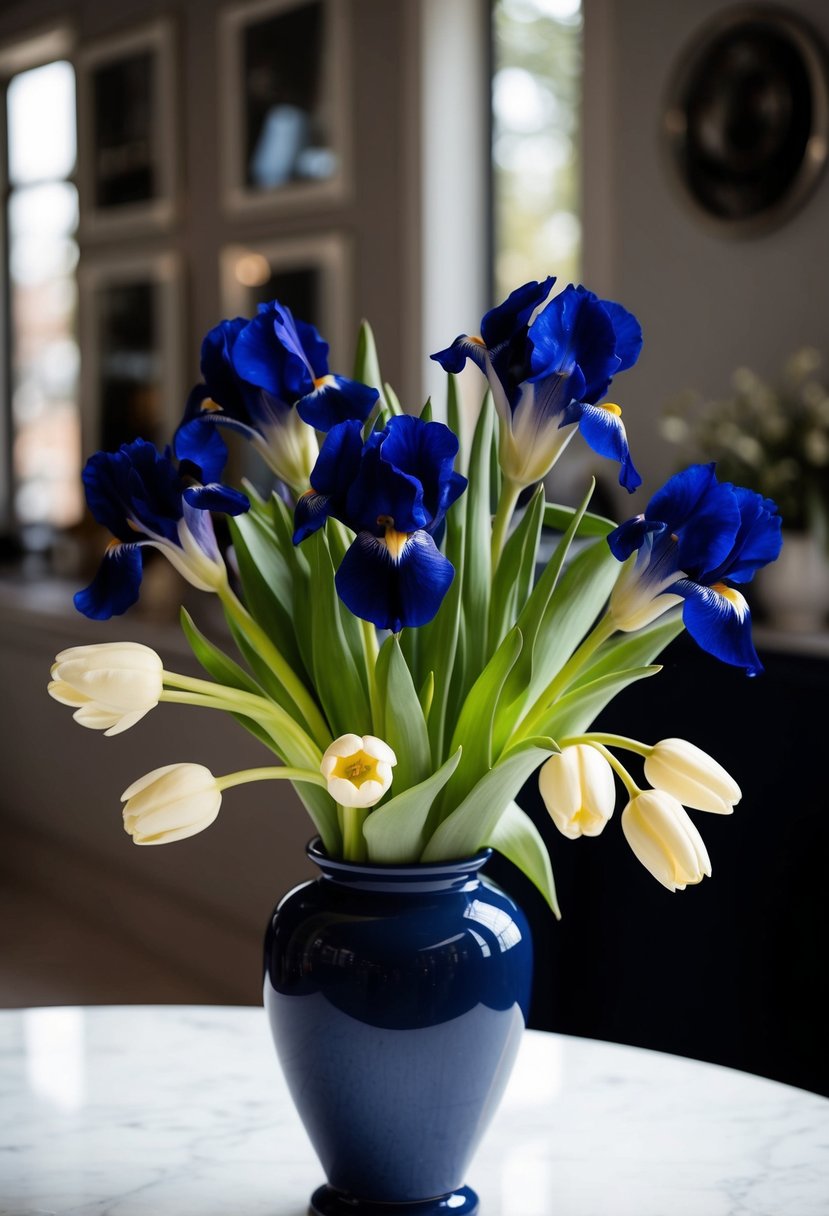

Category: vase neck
[306, 839, 492, 894]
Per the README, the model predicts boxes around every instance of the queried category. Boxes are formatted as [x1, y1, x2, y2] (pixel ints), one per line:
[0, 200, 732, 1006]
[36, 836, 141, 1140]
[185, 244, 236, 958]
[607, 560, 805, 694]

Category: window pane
[243, 1, 337, 189]
[92, 51, 156, 208]
[96, 279, 164, 453]
[493, 0, 582, 298]
[9, 182, 81, 527]
[7, 60, 76, 186]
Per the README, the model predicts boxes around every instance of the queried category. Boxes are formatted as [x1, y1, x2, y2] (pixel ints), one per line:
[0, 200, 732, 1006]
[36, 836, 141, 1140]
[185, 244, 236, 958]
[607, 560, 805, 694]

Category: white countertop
[0, 1005, 827, 1215]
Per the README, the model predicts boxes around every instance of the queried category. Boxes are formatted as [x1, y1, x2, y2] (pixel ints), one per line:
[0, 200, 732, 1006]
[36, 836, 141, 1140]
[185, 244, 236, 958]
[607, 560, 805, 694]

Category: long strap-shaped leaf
[422, 737, 558, 862]
[460, 390, 493, 692]
[435, 627, 524, 826]
[374, 635, 432, 791]
[485, 800, 561, 918]
[537, 665, 662, 741]
[488, 484, 545, 655]
[543, 502, 617, 537]
[363, 748, 462, 863]
[308, 531, 371, 738]
[229, 512, 307, 681]
[570, 612, 684, 690]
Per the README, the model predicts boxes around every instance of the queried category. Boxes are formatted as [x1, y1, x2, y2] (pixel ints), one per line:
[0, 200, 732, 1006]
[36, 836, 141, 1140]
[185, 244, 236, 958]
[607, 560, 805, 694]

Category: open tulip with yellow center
[321, 734, 397, 809]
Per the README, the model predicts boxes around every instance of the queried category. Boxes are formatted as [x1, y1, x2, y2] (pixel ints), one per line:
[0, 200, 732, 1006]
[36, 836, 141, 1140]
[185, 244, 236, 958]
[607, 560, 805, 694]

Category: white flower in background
[321, 734, 397, 808]
[538, 744, 617, 839]
[621, 789, 711, 892]
[121, 764, 221, 845]
[644, 738, 741, 815]
[48, 642, 163, 736]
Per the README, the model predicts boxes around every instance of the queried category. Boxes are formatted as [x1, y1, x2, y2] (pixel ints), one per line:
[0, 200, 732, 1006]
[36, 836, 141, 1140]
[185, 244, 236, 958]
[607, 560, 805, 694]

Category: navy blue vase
[263, 838, 533, 1216]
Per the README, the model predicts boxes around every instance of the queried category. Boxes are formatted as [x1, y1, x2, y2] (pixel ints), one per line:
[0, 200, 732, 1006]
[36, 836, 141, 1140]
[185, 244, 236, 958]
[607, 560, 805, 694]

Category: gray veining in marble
[0, 1005, 827, 1215]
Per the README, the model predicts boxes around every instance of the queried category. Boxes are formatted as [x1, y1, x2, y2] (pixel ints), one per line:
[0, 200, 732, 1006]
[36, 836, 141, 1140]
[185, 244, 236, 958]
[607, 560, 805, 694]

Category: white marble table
[0, 1005, 827, 1215]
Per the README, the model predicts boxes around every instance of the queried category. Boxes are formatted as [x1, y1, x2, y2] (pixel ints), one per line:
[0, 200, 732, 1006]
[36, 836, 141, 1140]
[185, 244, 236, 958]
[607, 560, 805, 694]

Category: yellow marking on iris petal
[201, 397, 222, 413]
[331, 750, 380, 788]
[106, 538, 122, 552]
[711, 583, 748, 618]
[376, 515, 409, 562]
[313, 375, 335, 390]
[599, 402, 623, 416]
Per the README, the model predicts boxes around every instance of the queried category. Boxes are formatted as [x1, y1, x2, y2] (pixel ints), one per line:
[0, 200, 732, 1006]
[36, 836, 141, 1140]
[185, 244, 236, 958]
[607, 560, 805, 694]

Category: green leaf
[325, 520, 369, 698]
[363, 748, 462, 863]
[541, 665, 662, 740]
[447, 372, 466, 476]
[543, 502, 617, 537]
[353, 319, 384, 391]
[179, 607, 263, 696]
[229, 512, 304, 677]
[488, 484, 544, 653]
[422, 737, 558, 862]
[419, 398, 433, 422]
[419, 671, 435, 721]
[460, 390, 493, 687]
[485, 800, 560, 919]
[374, 635, 432, 791]
[383, 381, 405, 417]
[293, 784, 341, 858]
[308, 531, 371, 737]
[572, 612, 684, 689]
[439, 627, 523, 819]
[424, 540, 465, 761]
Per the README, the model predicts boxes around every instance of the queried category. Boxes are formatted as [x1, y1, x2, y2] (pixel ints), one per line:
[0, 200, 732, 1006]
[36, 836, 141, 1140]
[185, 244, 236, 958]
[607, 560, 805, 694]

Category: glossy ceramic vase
[263, 838, 533, 1216]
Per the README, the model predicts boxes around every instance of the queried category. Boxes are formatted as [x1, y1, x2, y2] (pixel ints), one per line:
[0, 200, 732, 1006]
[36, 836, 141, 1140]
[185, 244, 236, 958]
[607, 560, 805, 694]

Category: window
[2, 47, 80, 545]
[492, 0, 582, 300]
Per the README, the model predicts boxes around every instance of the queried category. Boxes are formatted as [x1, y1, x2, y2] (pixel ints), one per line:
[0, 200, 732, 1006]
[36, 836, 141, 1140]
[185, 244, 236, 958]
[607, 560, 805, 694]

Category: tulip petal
[335, 529, 455, 633]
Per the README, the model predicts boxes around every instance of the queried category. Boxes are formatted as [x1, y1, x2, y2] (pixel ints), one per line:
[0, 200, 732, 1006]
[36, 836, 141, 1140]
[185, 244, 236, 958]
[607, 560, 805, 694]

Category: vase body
[263, 839, 532, 1216]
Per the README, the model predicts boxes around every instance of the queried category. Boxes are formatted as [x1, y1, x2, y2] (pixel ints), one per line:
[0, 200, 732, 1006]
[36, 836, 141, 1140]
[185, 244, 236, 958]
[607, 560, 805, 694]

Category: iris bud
[321, 733, 397, 808]
[48, 642, 163, 736]
[121, 763, 222, 845]
[644, 738, 741, 815]
[538, 745, 616, 839]
[621, 789, 711, 892]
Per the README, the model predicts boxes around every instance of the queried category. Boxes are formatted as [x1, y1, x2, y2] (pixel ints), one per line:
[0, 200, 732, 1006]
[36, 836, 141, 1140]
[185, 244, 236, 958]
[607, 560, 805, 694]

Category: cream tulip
[321, 734, 397, 808]
[644, 738, 741, 814]
[621, 789, 711, 892]
[121, 763, 221, 845]
[49, 642, 163, 736]
[538, 744, 617, 839]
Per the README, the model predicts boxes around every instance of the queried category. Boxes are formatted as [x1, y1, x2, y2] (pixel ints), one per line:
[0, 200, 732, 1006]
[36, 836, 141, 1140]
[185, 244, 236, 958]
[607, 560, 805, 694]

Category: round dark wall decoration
[663, 5, 829, 235]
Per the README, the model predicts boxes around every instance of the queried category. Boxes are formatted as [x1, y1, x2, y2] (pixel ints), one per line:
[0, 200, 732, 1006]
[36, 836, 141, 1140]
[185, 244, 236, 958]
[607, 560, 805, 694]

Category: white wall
[582, 0, 829, 514]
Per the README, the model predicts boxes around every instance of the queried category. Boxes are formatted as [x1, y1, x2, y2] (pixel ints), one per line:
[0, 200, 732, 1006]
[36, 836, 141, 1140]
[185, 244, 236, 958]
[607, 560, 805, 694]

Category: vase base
[309, 1184, 479, 1216]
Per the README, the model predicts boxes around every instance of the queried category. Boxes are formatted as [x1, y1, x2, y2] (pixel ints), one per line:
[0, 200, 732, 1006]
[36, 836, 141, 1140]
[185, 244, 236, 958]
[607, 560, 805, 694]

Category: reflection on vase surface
[263, 842, 532, 1208]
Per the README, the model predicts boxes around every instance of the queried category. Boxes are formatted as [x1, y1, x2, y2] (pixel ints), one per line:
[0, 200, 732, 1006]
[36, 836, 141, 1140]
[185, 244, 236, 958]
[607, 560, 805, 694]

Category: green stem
[216, 766, 327, 792]
[341, 804, 368, 862]
[490, 477, 522, 570]
[218, 583, 330, 748]
[516, 612, 617, 740]
[560, 732, 652, 758]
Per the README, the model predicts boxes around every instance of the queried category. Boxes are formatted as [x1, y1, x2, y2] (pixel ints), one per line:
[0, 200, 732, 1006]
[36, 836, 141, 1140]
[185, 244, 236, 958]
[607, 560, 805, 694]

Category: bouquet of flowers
[49, 277, 782, 906]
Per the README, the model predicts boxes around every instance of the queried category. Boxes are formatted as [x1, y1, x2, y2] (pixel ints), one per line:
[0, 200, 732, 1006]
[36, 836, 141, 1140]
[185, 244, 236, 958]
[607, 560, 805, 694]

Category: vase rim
[306, 837, 492, 888]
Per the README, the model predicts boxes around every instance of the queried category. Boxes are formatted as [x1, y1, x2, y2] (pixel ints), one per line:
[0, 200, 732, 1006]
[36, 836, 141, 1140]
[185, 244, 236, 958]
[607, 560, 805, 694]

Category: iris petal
[480, 277, 555, 349]
[74, 544, 144, 620]
[296, 374, 378, 431]
[677, 580, 763, 676]
[335, 529, 455, 632]
[573, 403, 642, 492]
[600, 300, 643, 371]
[232, 310, 309, 400]
[706, 486, 783, 585]
[293, 490, 334, 543]
[183, 483, 250, 515]
[430, 335, 488, 375]
[647, 464, 741, 575]
[200, 318, 248, 413]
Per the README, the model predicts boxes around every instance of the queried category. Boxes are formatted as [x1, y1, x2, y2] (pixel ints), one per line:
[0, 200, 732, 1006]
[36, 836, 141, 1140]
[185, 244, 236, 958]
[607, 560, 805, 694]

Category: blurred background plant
[662, 349, 829, 546]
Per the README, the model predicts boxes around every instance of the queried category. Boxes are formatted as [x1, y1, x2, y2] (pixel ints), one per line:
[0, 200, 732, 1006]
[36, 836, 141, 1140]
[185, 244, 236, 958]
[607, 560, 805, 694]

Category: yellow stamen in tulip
[331, 750, 380, 788]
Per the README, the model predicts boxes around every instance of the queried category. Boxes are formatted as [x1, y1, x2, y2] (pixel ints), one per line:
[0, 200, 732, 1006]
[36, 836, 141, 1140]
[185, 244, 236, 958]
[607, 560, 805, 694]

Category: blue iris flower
[175, 302, 377, 492]
[74, 439, 249, 620]
[294, 415, 467, 633]
[607, 463, 782, 675]
[431, 279, 642, 491]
